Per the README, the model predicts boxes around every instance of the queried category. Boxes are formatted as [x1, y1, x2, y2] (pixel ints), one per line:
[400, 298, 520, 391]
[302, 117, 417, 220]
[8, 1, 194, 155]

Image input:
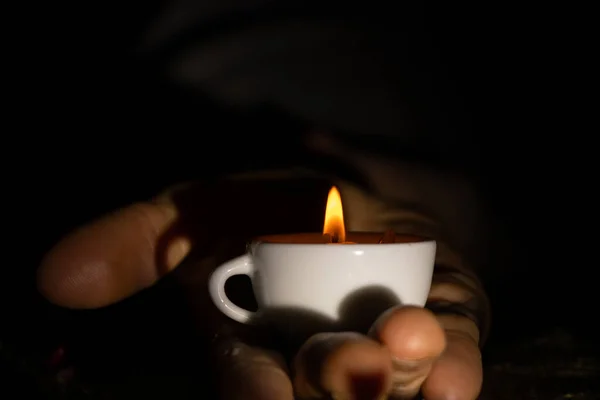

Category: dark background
[3, 2, 596, 399]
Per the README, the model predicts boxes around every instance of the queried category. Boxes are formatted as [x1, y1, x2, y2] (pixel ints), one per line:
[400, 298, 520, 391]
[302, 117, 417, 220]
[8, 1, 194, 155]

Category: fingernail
[166, 236, 191, 270]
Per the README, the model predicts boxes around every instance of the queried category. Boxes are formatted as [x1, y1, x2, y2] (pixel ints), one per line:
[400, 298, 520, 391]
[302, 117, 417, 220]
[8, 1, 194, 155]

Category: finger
[420, 267, 486, 400]
[369, 306, 446, 399]
[421, 316, 482, 400]
[37, 197, 190, 309]
[293, 332, 393, 400]
[216, 339, 294, 400]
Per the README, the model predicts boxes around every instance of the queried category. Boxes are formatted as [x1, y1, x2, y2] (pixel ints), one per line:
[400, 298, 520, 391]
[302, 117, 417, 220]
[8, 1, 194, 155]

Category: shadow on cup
[249, 285, 402, 348]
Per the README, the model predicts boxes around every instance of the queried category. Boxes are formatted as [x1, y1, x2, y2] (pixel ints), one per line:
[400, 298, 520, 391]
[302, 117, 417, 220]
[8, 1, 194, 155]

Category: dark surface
[481, 328, 600, 399]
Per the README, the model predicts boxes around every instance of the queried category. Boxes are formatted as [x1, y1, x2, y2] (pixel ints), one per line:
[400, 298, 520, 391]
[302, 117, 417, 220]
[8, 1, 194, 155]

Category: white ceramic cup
[208, 233, 436, 334]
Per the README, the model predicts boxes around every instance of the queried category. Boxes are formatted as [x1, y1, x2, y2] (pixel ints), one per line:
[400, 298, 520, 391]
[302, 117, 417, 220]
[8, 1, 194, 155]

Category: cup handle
[208, 254, 256, 324]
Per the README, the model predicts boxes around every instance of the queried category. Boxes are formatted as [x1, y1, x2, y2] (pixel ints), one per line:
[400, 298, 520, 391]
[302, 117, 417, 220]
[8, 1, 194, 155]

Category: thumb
[37, 195, 191, 309]
[369, 306, 446, 399]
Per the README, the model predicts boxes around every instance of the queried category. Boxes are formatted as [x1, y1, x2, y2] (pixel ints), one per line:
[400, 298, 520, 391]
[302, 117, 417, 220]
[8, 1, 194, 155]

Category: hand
[215, 306, 481, 400]
[38, 181, 484, 399]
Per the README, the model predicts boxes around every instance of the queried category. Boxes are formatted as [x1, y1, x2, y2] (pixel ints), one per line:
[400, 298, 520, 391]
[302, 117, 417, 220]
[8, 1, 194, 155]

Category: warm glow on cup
[208, 187, 436, 336]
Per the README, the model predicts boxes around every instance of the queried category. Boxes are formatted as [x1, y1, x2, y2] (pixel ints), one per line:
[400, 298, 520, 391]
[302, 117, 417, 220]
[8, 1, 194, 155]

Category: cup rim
[253, 232, 436, 246]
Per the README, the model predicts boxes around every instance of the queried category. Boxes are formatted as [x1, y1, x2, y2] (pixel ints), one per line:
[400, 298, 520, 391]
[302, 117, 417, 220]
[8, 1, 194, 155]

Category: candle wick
[378, 229, 397, 244]
[323, 233, 342, 243]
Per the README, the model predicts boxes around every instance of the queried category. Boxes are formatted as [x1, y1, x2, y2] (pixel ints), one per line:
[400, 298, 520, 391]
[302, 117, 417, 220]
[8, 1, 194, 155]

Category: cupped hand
[38, 181, 483, 400]
[215, 307, 480, 400]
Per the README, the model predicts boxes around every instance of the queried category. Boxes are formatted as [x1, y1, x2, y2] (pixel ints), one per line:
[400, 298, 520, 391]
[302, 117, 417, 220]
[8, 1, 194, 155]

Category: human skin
[37, 177, 486, 400]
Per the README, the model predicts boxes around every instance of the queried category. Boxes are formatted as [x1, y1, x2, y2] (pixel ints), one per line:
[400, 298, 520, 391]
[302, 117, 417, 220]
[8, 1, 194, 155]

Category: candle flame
[323, 186, 346, 243]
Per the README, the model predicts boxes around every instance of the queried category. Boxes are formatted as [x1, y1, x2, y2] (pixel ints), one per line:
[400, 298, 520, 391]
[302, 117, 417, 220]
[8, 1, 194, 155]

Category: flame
[323, 186, 346, 243]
